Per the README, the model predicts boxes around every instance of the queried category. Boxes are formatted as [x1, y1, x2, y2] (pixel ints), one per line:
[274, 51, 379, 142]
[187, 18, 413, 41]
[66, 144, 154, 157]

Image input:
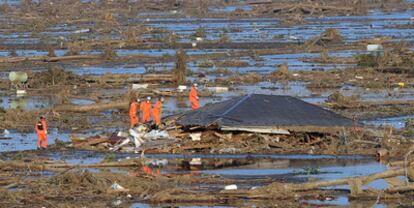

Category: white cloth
[129, 128, 146, 148]
[112, 127, 147, 151]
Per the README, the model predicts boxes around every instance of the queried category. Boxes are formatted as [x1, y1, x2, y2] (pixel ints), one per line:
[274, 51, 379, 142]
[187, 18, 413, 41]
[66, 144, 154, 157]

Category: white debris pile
[110, 125, 172, 153]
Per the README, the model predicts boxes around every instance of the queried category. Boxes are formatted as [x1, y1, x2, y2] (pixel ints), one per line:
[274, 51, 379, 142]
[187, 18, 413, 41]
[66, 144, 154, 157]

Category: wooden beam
[221, 126, 290, 135]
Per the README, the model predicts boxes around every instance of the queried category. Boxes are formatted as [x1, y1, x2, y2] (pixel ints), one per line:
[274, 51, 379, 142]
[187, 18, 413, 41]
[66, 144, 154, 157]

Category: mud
[1, 0, 414, 207]
[0, 149, 412, 207]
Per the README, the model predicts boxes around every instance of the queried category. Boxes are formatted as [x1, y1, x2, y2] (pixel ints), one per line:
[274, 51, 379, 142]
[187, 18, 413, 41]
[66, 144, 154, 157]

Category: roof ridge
[220, 94, 251, 116]
[289, 96, 351, 119]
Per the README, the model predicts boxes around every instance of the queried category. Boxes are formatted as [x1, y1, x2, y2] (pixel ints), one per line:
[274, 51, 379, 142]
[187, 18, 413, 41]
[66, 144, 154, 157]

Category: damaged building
[176, 94, 355, 135]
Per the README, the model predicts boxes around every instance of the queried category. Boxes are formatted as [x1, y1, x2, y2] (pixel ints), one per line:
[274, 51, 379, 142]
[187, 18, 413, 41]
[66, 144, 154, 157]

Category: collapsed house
[71, 94, 361, 155]
[176, 94, 354, 135]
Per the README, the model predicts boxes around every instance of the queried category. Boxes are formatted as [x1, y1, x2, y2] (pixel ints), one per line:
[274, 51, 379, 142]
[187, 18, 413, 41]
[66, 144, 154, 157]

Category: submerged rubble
[0, 150, 413, 207]
[1, 0, 414, 207]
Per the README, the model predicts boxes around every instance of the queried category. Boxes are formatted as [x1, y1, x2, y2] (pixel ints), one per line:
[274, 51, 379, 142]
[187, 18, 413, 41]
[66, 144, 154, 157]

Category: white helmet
[147, 96, 151, 100]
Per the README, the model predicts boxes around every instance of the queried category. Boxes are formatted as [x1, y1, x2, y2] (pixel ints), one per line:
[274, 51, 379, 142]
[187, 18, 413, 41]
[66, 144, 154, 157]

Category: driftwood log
[246, 164, 414, 199]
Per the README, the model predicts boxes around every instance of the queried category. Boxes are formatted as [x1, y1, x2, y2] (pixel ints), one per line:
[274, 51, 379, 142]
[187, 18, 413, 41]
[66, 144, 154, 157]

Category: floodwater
[0, 94, 59, 110]
[1, 3, 414, 207]
[0, 129, 70, 152]
[0, 109, 401, 208]
[141, 10, 414, 43]
[363, 114, 414, 129]
[1, 10, 414, 76]
[5, 148, 392, 207]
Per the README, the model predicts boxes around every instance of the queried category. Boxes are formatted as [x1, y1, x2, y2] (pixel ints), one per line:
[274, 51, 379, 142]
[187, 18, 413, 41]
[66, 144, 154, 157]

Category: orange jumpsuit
[129, 101, 139, 127]
[35, 118, 47, 148]
[140, 101, 152, 123]
[152, 100, 162, 126]
[189, 86, 199, 110]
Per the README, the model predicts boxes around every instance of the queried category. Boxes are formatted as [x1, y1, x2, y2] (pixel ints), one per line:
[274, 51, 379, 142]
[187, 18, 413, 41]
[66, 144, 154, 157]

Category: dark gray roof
[176, 94, 353, 129]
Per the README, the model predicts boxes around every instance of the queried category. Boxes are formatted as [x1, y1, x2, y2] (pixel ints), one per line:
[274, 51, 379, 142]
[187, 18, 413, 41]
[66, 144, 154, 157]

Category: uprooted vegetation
[0, 150, 414, 207]
[306, 28, 343, 48]
[226, 72, 263, 84]
[0, 108, 44, 132]
[355, 42, 414, 74]
[27, 67, 84, 88]
[297, 67, 409, 90]
[0, 170, 171, 207]
[173, 49, 187, 85]
[252, 0, 410, 17]
[1, 1, 414, 206]
[326, 91, 360, 107]
[0, 106, 109, 132]
[270, 62, 290, 80]
[197, 60, 248, 68]
[322, 89, 414, 120]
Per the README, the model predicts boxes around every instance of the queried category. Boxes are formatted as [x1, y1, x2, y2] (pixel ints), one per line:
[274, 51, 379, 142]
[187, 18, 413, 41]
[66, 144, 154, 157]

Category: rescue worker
[35, 116, 48, 150]
[152, 97, 164, 129]
[129, 98, 140, 128]
[140, 96, 152, 123]
[189, 83, 200, 110]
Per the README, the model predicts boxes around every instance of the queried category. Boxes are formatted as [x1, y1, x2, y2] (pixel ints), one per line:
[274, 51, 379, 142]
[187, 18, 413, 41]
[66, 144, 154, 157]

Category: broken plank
[247, 0, 272, 5]
[385, 177, 406, 187]
[175, 144, 214, 151]
[213, 132, 227, 139]
[221, 126, 290, 135]
[350, 139, 380, 146]
[73, 137, 109, 147]
[267, 142, 286, 148]
[385, 184, 414, 193]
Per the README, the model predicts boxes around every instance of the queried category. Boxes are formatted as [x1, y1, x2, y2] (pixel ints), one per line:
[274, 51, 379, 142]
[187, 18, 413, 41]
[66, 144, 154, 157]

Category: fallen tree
[247, 163, 414, 200]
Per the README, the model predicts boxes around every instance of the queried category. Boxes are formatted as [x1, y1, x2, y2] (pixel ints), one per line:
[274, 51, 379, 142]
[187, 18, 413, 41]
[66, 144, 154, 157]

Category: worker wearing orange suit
[129, 98, 140, 128]
[141, 96, 152, 123]
[35, 116, 48, 150]
[189, 83, 199, 110]
[152, 97, 164, 128]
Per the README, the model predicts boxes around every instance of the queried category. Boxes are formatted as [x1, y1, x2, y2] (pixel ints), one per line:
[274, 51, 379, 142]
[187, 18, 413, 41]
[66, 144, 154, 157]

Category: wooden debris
[0, 159, 142, 171]
[252, 164, 414, 199]
[54, 101, 128, 113]
[220, 126, 290, 135]
[0, 54, 100, 63]
[72, 136, 109, 148]
[385, 177, 405, 187]
[174, 144, 214, 151]
[85, 74, 175, 84]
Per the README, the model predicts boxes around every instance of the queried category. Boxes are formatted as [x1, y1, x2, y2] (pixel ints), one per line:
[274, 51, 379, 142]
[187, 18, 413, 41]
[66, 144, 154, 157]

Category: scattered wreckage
[70, 94, 379, 155]
[71, 124, 171, 153]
